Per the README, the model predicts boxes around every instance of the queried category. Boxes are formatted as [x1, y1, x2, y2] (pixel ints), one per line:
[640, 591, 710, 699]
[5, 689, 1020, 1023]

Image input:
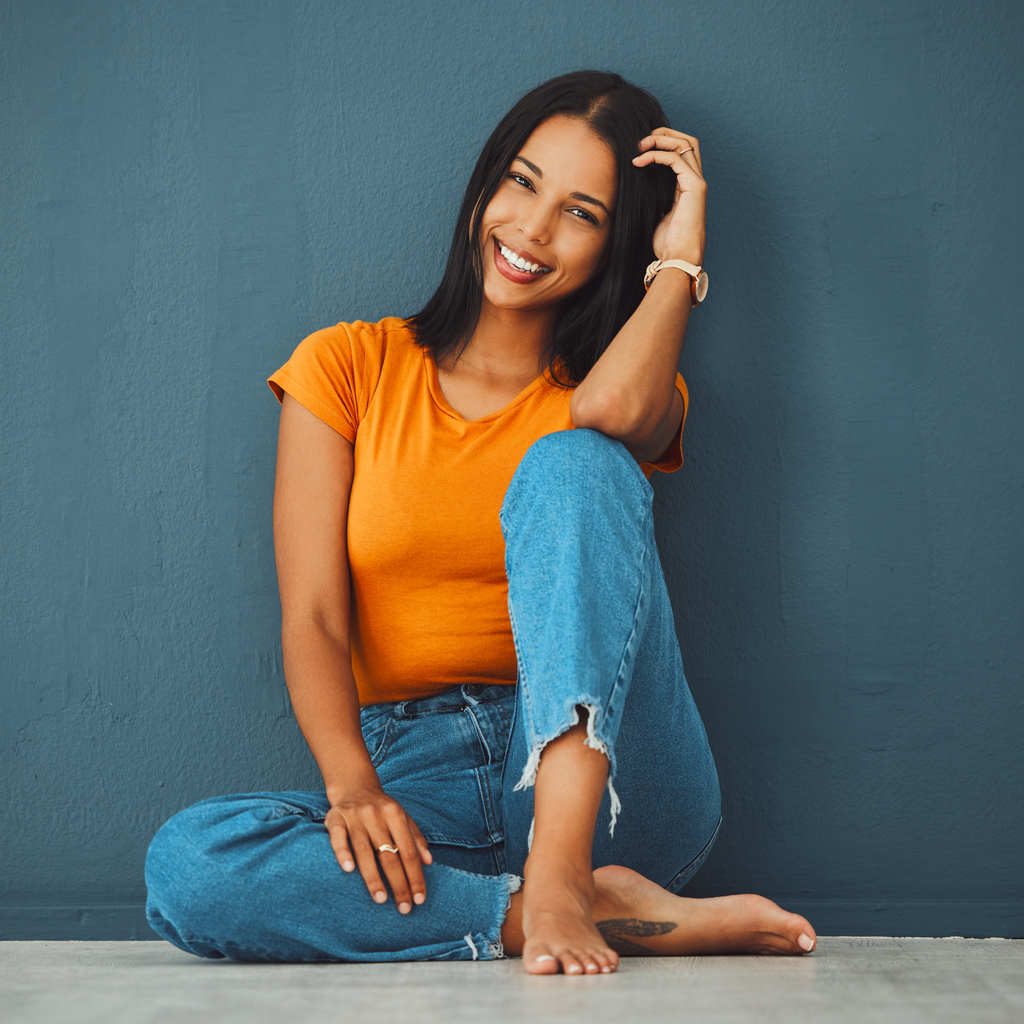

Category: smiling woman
[143, 70, 817, 976]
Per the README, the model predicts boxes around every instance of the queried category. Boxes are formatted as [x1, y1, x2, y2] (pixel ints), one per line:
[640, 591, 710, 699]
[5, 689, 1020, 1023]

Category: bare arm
[273, 393, 431, 912]
[571, 128, 706, 464]
[274, 394, 365, 789]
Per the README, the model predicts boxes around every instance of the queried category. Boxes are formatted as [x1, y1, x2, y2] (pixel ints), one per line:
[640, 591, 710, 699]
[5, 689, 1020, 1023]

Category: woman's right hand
[325, 784, 433, 914]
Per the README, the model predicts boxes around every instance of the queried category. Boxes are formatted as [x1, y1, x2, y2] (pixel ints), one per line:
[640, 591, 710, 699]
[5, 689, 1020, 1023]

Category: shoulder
[284, 317, 417, 381]
[299, 316, 413, 358]
[269, 317, 417, 425]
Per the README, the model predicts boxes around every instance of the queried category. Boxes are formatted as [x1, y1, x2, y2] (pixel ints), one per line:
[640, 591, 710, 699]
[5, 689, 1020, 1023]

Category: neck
[449, 300, 556, 381]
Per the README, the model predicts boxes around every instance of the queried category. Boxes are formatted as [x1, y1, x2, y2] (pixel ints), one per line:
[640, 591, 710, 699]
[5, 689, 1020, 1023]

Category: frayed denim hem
[468, 872, 522, 960]
[512, 697, 621, 838]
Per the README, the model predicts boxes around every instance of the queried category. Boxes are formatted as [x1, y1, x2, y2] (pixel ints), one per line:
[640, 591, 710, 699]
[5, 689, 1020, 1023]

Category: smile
[495, 238, 552, 277]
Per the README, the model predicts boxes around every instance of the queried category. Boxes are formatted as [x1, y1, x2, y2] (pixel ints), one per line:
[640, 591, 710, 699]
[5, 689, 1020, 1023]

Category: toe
[524, 949, 559, 975]
[561, 952, 585, 975]
[788, 912, 816, 952]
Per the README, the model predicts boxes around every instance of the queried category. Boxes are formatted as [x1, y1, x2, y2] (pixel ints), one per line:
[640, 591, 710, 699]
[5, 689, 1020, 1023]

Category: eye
[569, 207, 599, 225]
[507, 172, 534, 190]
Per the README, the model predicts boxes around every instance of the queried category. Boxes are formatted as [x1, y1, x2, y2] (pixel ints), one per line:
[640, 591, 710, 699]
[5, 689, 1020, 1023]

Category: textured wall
[2, 0, 1021, 940]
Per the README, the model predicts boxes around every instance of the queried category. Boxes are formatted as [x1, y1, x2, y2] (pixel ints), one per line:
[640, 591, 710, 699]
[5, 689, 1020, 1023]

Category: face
[477, 115, 618, 316]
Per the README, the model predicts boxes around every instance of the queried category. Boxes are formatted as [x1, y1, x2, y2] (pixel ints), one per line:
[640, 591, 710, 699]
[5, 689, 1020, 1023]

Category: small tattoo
[597, 918, 677, 955]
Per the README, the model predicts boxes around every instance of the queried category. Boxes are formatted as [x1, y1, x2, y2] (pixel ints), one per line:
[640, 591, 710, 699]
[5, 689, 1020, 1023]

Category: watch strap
[644, 259, 707, 305]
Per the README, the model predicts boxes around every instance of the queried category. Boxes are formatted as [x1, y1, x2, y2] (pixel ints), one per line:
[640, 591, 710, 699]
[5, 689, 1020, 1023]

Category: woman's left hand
[632, 127, 707, 266]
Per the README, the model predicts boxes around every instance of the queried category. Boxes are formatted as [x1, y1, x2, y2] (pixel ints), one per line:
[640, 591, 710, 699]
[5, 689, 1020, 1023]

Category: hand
[632, 127, 707, 266]
[325, 784, 433, 914]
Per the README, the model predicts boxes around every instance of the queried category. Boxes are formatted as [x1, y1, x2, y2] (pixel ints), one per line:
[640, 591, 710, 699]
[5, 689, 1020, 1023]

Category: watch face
[695, 271, 709, 304]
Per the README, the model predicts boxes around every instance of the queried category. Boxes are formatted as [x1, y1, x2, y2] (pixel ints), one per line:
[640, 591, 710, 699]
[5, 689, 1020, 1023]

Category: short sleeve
[268, 321, 386, 442]
[639, 373, 689, 477]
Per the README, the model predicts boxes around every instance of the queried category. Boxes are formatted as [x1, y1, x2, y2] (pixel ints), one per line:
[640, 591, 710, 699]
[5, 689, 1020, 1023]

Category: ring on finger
[679, 146, 695, 156]
[378, 843, 399, 854]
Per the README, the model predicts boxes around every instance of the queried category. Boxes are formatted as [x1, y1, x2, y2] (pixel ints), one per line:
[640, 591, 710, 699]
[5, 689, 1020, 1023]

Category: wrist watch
[644, 259, 709, 306]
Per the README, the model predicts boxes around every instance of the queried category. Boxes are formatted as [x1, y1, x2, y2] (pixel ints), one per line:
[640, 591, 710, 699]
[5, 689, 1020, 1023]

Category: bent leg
[496, 429, 815, 966]
[499, 429, 720, 885]
[145, 791, 518, 962]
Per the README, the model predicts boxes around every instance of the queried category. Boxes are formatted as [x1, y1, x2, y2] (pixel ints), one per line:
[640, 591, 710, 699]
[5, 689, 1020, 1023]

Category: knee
[520, 428, 634, 477]
[144, 798, 239, 952]
[502, 429, 648, 522]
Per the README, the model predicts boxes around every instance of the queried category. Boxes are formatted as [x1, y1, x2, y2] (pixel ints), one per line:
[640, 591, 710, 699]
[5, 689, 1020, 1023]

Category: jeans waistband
[363, 683, 515, 721]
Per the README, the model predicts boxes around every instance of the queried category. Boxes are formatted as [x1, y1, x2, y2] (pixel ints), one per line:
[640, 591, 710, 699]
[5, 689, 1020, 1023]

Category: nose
[515, 201, 554, 247]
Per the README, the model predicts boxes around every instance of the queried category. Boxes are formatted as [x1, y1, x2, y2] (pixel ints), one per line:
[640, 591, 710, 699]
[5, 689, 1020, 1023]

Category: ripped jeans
[144, 430, 722, 962]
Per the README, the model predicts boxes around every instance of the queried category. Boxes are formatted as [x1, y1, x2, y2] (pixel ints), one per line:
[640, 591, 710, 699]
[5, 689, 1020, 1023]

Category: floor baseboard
[1, 899, 1021, 941]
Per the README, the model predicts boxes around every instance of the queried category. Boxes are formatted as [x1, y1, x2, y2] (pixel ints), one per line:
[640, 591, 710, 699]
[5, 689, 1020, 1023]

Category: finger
[639, 130, 702, 172]
[371, 829, 414, 914]
[387, 816, 428, 906]
[651, 126, 700, 154]
[408, 820, 433, 865]
[632, 146, 704, 182]
[349, 822, 389, 904]
[325, 817, 356, 873]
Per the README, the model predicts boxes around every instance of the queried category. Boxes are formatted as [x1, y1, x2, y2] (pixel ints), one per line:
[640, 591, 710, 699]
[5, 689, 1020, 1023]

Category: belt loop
[462, 684, 480, 706]
[393, 700, 409, 719]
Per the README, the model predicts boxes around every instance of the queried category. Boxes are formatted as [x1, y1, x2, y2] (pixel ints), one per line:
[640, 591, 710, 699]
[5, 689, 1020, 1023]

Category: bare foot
[591, 864, 817, 956]
[503, 865, 817, 971]
[521, 860, 620, 976]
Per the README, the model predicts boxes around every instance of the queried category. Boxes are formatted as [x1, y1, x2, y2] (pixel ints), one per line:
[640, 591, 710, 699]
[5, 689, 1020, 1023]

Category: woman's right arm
[273, 393, 432, 914]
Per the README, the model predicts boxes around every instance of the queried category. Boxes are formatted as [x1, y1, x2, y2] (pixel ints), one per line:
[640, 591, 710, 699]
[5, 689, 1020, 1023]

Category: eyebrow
[511, 156, 612, 218]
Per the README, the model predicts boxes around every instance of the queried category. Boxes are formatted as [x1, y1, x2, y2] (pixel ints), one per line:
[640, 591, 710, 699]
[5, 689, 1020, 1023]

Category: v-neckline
[424, 350, 551, 425]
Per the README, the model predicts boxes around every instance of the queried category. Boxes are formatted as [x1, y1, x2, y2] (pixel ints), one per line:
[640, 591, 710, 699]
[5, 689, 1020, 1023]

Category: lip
[492, 237, 553, 284]
[496, 237, 551, 270]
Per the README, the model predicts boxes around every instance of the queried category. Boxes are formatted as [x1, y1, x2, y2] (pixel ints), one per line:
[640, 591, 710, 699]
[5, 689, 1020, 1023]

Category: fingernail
[798, 933, 814, 951]
[398, 902, 411, 914]
[342, 860, 354, 872]
[374, 891, 387, 904]
[413, 892, 425, 905]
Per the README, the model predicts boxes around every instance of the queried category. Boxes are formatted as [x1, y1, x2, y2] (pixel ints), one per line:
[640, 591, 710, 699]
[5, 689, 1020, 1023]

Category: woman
[145, 71, 816, 975]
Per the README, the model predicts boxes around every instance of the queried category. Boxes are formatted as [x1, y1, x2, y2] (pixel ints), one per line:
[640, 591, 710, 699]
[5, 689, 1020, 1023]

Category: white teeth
[499, 242, 548, 274]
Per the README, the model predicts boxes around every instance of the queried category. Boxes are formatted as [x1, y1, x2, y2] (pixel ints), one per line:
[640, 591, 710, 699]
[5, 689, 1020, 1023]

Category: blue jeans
[145, 430, 722, 962]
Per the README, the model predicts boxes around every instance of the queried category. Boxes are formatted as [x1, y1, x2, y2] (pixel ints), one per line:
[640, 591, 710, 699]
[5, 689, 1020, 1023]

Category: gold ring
[378, 843, 399, 854]
[679, 147, 695, 156]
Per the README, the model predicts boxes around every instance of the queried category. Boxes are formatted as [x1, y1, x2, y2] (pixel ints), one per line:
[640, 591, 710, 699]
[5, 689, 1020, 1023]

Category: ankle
[524, 849, 594, 891]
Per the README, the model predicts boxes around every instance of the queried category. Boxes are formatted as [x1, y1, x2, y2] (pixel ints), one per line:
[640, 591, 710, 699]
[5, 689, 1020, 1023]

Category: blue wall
[2, 0, 1021, 940]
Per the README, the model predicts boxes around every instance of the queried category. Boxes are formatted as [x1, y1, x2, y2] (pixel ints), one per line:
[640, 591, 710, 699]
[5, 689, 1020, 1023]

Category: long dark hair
[408, 71, 677, 385]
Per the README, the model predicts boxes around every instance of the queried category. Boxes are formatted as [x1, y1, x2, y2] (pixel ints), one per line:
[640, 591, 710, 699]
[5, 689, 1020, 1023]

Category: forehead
[519, 115, 617, 208]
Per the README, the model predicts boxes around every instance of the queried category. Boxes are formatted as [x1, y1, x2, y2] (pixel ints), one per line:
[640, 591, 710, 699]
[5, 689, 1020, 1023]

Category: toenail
[798, 933, 814, 951]
[567, 964, 582, 974]
[535, 954, 556, 963]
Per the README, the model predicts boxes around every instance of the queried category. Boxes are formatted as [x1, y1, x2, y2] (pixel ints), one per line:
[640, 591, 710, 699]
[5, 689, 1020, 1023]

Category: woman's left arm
[570, 128, 706, 464]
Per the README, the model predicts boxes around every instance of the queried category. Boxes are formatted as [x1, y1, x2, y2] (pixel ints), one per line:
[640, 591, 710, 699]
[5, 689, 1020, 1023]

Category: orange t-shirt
[269, 317, 688, 705]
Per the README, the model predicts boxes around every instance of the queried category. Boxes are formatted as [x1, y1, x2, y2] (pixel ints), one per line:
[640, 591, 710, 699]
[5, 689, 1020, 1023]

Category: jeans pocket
[363, 717, 395, 768]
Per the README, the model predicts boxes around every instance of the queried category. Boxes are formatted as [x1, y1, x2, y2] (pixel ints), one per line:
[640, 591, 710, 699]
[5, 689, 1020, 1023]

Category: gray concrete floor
[1, 938, 1022, 1024]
